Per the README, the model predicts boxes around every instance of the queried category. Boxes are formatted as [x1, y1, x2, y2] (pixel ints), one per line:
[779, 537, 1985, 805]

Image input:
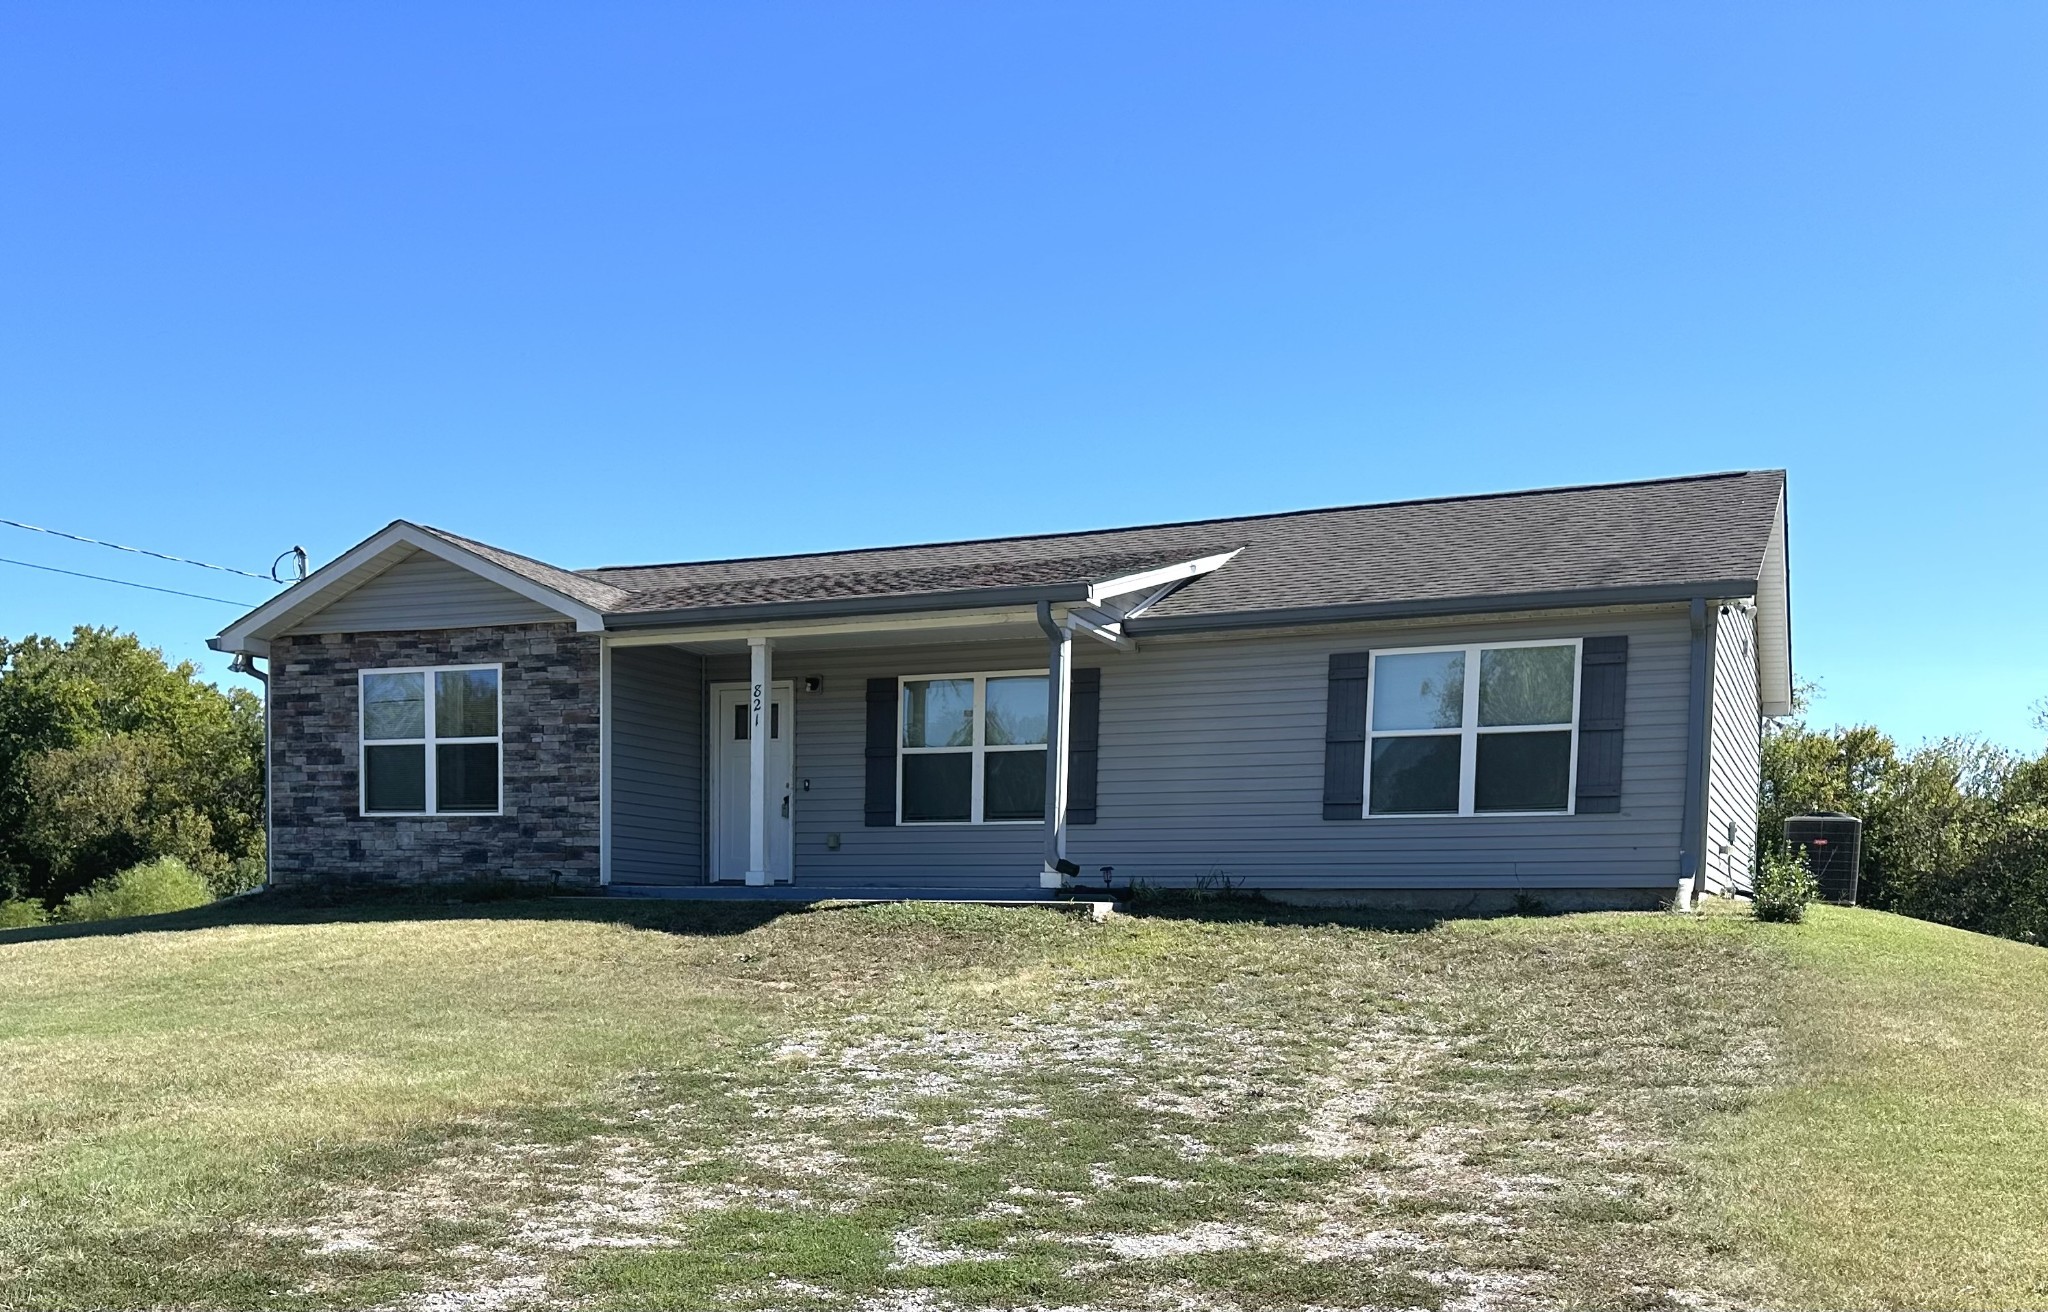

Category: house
[209, 470, 1789, 910]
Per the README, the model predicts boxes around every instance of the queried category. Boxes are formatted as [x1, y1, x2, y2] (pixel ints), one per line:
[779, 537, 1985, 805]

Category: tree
[0, 628, 263, 903]
[1759, 680, 2045, 940]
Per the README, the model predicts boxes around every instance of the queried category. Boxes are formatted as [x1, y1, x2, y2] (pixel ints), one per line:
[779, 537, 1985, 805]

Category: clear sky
[2, 3, 2042, 748]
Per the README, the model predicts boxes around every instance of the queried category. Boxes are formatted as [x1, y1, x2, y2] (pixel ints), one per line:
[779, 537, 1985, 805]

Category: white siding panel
[288, 550, 564, 633]
[1703, 605, 1763, 895]
[609, 646, 704, 883]
[696, 609, 1694, 894]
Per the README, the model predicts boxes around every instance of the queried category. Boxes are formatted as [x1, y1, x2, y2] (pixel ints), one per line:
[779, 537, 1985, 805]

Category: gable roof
[208, 521, 615, 657]
[575, 469, 1785, 629]
[213, 470, 1790, 708]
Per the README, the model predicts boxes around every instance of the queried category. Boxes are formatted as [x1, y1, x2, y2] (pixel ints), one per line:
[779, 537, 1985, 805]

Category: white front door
[710, 681, 794, 883]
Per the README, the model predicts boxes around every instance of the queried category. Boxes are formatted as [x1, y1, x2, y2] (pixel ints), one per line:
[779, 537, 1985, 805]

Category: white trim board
[1361, 638, 1583, 820]
[896, 668, 1051, 827]
[357, 662, 505, 818]
[212, 522, 609, 657]
[598, 642, 614, 886]
[601, 606, 1052, 650]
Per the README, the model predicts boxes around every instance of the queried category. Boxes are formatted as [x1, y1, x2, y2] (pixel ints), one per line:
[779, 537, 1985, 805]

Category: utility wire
[0, 555, 263, 606]
[0, 516, 276, 581]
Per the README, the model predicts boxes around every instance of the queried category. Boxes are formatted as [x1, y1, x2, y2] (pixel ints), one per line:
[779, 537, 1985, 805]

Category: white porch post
[745, 636, 774, 887]
[1040, 614, 1073, 889]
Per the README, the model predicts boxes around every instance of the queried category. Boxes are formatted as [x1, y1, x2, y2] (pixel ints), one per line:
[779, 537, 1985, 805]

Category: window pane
[734, 702, 781, 739]
[901, 752, 972, 822]
[984, 749, 1047, 820]
[436, 743, 500, 813]
[364, 743, 426, 812]
[985, 676, 1048, 745]
[1478, 646, 1575, 727]
[1475, 731, 1572, 812]
[1369, 735, 1461, 814]
[902, 680, 974, 748]
[363, 672, 425, 739]
[436, 668, 499, 738]
[1371, 652, 1466, 730]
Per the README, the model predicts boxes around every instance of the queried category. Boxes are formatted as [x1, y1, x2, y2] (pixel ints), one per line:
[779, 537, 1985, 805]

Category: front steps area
[602, 882, 1118, 921]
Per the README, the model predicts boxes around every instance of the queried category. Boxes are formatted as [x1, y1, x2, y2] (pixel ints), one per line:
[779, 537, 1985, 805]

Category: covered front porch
[597, 554, 1228, 895]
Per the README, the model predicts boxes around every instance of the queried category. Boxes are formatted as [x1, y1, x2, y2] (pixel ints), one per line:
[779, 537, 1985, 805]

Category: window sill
[1362, 810, 1579, 820]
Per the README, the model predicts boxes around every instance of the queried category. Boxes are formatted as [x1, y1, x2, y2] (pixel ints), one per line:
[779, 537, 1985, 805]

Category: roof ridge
[577, 469, 1776, 575]
[419, 523, 590, 578]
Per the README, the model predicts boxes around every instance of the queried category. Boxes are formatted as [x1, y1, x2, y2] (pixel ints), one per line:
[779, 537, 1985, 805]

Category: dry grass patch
[4, 892, 2044, 1310]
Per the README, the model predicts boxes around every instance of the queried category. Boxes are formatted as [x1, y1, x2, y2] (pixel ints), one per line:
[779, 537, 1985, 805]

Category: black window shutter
[864, 677, 897, 827]
[1575, 636, 1628, 814]
[1067, 666, 1102, 825]
[1323, 652, 1371, 820]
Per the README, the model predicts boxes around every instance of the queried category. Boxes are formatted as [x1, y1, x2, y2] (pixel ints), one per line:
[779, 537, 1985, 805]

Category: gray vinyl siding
[1081, 611, 1690, 891]
[703, 643, 1046, 893]
[1703, 604, 1762, 896]
[608, 646, 705, 883]
[287, 550, 564, 634]
[680, 607, 1693, 893]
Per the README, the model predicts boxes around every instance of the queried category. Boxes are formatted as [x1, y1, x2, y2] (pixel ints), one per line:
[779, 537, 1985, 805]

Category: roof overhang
[604, 605, 1053, 654]
[1753, 488, 1794, 717]
[601, 551, 1240, 634]
[1126, 578, 1763, 637]
[209, 521, 608, 658]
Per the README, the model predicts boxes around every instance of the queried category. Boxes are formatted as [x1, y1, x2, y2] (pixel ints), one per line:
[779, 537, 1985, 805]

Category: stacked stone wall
[269, 623, 600, 890]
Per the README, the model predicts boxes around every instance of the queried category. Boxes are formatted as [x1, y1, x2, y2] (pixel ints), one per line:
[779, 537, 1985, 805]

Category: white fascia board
[211, 522, 606, 655]
[600, 605, 1047, 649]
[1755, 491, 1794, 717]
[1083, 550, 1241, 606]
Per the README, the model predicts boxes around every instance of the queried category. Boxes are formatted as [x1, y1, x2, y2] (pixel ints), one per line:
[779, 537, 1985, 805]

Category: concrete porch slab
[597, 883, 1117, 919]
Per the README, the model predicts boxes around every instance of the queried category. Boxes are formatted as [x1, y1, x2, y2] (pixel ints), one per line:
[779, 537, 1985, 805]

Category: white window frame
[896, 669, 1048, 826]
[1363, 638, 1581, 819]
[358, 663, 504, 817]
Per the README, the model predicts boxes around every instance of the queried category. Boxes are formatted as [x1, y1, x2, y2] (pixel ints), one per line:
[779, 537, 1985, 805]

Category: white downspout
[1037, 603, 1074, 890]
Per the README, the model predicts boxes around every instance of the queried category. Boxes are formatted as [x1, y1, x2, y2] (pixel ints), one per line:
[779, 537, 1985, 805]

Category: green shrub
[0, 897, 49, 928]
[208, 852, 267, 898]
[1891, 808, 2048, 946]
[1753, 845, 1819, 923]
[56, 856, 214, 923]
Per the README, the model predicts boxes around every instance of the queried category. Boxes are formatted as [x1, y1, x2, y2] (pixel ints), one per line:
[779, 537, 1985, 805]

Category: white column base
[1040, 867, 1068, 890]
[745, 870, 770, 887]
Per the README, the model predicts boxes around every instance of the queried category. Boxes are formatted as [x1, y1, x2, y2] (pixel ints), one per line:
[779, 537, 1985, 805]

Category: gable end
[283, 549, 565, 634]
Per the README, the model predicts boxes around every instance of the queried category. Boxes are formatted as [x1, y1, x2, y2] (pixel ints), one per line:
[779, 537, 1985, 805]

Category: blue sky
[1, 3, 2041, 747]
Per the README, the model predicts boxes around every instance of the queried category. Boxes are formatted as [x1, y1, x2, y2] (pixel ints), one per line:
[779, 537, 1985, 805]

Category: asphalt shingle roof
[417, 527, 634, 612]
[421, 471, 1786, 628]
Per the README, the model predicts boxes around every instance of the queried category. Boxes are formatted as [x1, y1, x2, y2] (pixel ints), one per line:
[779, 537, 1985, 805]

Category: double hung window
[360, 665, 503, 815]
[899, 672, 1048, 823]
[1366, 641, 1579, 816]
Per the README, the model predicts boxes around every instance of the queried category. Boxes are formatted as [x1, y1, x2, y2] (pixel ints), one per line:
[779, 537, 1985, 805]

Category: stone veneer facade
[269, 622, 602, 890]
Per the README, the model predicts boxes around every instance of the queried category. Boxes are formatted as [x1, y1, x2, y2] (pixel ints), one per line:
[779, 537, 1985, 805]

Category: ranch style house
[210, 470, 1790, 910]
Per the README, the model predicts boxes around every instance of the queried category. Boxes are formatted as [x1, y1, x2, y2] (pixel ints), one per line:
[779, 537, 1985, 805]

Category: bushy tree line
[1761, 686, 2048, 944]
[0, 628, 264, 909]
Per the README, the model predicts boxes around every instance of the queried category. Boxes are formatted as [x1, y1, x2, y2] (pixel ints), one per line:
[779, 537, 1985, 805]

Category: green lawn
[0, 893, 2043, 1311]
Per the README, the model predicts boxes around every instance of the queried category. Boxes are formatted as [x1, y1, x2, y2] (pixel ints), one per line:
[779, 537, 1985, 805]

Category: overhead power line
[0, 555, 262, 606]
[0, 516, 276, 581]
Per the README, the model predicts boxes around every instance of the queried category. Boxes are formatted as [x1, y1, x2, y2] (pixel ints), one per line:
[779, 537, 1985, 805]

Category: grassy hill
[1, 893, 2043, 1311]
